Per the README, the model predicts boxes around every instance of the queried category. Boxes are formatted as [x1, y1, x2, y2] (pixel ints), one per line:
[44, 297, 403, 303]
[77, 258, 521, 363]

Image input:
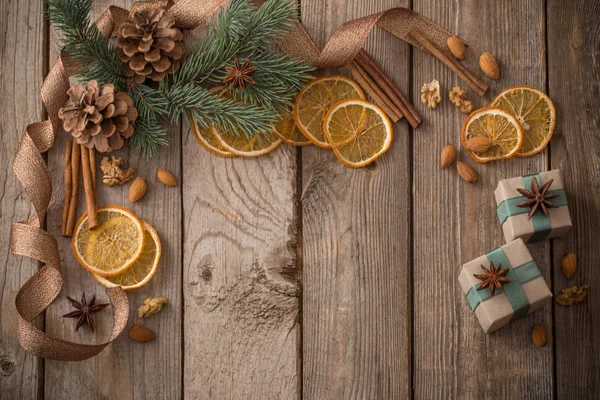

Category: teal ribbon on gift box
[496, 173, 568, 242]
[465, 247, 542, 321]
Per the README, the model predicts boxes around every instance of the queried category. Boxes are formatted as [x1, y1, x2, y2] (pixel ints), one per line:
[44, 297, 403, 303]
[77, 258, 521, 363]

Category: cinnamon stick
[410, 31, 487, 97]
[89, 147, 97, 203]
[455, 61, 488, 93]
[80, 145, 98, 230]
[355, 50, 422, 128]
[65, 142, 80, 236]
[61, 140, 72, 236]
[348, 61, 402, 123]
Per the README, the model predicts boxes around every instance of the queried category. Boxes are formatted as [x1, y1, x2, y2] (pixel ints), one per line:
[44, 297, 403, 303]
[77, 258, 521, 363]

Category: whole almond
[531, 323, 548, 347]
[440, 144, 457, 169]
[129, 177, 147, 203]
[561, 252, 577, 279]
[479, 52, 500, 80]
[447, 36, 466, 60]
[456, 161, 478, 183]
[464, 137, 493, 153]
[157, 169, 177, 187]
[129, 324, 156, 342]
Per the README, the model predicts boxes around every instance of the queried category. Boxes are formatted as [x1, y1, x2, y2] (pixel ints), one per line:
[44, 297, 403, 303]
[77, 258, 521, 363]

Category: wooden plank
[44, 0, 182, 398]
[547, 1, 600, 398]
[412, 0, 553, 398]
[181, 123, 300, 395]
[300, 1, 412, 398]
[0, 0, 46, 397]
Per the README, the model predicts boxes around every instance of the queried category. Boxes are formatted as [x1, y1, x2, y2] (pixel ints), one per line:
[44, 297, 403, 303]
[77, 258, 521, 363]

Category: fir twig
[46, 0, 124, 87]
[168, 0, 313, 139]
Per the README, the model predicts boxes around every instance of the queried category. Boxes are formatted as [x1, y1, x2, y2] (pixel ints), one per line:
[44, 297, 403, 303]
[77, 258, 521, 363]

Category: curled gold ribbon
[11, 0, 459, 361]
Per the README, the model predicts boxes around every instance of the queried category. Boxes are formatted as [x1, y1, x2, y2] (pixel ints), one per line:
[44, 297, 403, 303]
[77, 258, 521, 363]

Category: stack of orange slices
[461, 86, 556, 163]
[191, 76, 394, 168]
[72, 206, 161, 290]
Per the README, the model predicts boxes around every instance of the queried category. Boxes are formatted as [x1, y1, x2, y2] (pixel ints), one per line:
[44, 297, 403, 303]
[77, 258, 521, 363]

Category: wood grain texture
[0, 0, 46, 397]
[44, 1, 182, 399]
[300, 1, 412, 398]
[182, 131, 300, 398]
[412, 0, 553, 398]
[547, 1, 600, 398]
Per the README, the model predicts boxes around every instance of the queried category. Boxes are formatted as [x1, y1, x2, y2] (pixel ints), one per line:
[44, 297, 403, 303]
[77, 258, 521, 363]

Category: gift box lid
[458, 239, 552, 333]
[494, 169, 571, 243]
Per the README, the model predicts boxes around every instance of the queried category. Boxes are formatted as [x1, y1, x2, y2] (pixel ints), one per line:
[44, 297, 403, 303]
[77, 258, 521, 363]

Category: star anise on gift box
[516, 177, 560, 220]
[223, 57, 256, 89]
[62, 293, 109, 332]
[473, 262, 512, 296]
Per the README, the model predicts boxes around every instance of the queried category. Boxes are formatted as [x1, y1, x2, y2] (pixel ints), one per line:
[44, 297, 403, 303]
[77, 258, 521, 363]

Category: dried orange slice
[323, 99, 393, 168]
[490, 86, 556, 157]
[212, 125, 282, 157]
[93, 221, 161, 290]
[294, 75, 365, 148]
[273, 113, 311, 146]
[72, 206, 145, 277]
[461, 107, 524, 163]
[190, 116, 236, 158]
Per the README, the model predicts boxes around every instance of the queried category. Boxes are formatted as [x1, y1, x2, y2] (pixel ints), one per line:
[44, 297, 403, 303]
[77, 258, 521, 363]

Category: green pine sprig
[46, 0, 314, 157]
[46, 0, 124, 87]
[167, 0, 314, 139]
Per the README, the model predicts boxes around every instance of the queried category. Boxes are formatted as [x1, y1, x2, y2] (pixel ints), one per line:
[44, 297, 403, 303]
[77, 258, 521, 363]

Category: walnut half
[449, 85, 474, 114]
[421, 79, 441, 109]
[100, 156, 135, 186]
[138, 297, 168, 318]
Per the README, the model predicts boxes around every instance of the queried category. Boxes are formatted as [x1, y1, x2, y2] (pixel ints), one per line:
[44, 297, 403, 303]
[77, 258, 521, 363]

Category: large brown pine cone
[58, 80, 138, 153]
[116, 8, 184, 84]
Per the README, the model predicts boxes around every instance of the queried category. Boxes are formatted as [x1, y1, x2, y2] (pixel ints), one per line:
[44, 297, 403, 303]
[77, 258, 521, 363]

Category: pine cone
[116, 8, 184, 84]
[58, 80, 138, 153]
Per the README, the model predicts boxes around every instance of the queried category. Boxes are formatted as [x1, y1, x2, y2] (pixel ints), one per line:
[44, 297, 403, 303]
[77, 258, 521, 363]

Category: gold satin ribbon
[11, 0, 460, 361]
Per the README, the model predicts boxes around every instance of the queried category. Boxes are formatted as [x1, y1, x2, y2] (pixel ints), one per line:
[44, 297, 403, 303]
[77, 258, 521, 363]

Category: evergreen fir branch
[216, 51, 313, 112]
[164, 83, 278, 137]
[46, 0, 124, 87]
[131, 84, 170, 122]
[241, 0, 297, 47]
[129, 117, 169, 159]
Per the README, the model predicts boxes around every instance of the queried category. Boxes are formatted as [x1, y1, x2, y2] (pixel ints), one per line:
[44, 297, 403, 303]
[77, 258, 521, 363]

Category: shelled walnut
[556, 284, 588, 306]
[138, 297, 168, 318]
[100, 156, 135, 186]
[421, 79, 441, 109]
[449, 86, 473, 114]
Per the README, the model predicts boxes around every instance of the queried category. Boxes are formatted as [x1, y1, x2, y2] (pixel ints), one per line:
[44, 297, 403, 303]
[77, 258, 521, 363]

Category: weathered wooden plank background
[0, 0, 598, 399]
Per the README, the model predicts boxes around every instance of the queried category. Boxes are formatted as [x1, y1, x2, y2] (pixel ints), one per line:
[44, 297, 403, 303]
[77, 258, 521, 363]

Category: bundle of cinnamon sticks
[62, 141, 98, 236]
[348, 49, 422, 129]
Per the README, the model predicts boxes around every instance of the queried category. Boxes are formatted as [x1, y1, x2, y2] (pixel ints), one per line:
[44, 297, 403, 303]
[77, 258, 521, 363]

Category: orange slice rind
[190, 116, 236, 158]
[490, 85, 556, 157]
[323, 99, 393, 168]
[461, 107, 524, 163]
[72, 205, 145, 277]
[294, 75, 365, 148]
[92, 220, 162, 290]
[212, 125, 282, 157]
[273, 112, 311, 147]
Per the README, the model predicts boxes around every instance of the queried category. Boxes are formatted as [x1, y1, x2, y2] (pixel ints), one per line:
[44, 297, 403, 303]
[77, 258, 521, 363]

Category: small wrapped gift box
[495, 169, 572, 243]
[458, 239, 552, 333]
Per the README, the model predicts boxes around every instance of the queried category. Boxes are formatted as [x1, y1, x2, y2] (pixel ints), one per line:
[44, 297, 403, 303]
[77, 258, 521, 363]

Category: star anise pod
[473, 262, 512, 296]
[516, 177, 560, 220]
[223, 57, 256, 89]
[62, 293, 109, 332]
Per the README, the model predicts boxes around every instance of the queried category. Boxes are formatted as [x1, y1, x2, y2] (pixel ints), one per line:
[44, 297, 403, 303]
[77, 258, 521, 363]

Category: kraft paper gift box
[495, 169, 572, 243]
[458, 239, 552, 334]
